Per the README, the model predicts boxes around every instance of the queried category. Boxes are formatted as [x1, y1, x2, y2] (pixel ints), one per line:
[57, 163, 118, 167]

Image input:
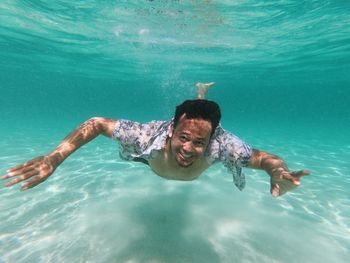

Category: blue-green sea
[1, 1, 349, 262]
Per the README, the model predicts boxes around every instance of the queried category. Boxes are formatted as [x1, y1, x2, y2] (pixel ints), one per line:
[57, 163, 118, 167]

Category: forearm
[47, 117, 110, 166]
[248, 149, 288, 177]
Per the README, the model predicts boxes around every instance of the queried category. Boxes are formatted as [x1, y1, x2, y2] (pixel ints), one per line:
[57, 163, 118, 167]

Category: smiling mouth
[178, 152, 194, 165]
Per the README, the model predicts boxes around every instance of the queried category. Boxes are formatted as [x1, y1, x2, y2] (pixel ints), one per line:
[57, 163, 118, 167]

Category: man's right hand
[1, 118, 117, 192]
[1, 155, 57, 191]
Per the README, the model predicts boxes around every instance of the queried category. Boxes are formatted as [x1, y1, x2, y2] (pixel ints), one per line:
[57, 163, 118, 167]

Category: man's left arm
[247, 149, 310, 197]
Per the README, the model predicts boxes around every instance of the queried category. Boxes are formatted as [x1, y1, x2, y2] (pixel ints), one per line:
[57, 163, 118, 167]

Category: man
[1, 83, 309, 196]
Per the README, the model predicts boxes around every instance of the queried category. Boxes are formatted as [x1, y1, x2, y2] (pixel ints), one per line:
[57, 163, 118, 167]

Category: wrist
[47, 151, 64, 167]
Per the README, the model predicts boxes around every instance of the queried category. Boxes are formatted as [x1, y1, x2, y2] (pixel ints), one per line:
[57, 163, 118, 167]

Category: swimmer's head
[173, 100, 221, 137]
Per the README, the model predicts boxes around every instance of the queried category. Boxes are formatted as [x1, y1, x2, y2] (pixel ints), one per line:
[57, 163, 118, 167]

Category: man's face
[169, 115, 212, 168]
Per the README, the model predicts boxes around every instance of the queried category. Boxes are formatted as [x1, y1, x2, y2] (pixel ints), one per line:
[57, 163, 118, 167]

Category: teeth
[181, 153, 192, 159]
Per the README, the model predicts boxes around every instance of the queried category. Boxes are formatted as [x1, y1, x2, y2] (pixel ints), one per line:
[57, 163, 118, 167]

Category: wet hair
[173, 100, 221, 136]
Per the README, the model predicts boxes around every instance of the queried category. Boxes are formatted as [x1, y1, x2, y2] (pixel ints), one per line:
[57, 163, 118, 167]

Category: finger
[7, 156, 43, 171]
[284, 173, 301, 185]
[1, 170, 17, 180]
[1, 172, 17, 180]
[292, 179, 300, 186]
[0, 174, 8, 180]
[277, 171, 303, 186]
[292, 170, 311, 177]
[20, 175, 46, 191]
[1, 167, 35, 180]
[1, 165, 36, 180]
[287, 170, 311, 184]
[7, 159, 36, 172]
[6, 164, 26, 173]
[271, 184, 280, 197]
[4, 170, 39, 187]
[279, 171, 297, 183]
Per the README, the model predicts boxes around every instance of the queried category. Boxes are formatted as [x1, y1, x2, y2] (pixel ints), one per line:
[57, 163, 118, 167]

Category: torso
[149, 149, 211, 181]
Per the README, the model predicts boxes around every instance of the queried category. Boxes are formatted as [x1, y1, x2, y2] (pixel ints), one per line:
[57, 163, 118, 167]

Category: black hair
[173, 100, 221, 136]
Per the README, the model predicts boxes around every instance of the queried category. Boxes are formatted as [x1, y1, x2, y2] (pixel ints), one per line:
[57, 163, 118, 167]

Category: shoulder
[206, 125, 252, 163]
[210, 126, 244, 145]
[112, 119, 171, 141]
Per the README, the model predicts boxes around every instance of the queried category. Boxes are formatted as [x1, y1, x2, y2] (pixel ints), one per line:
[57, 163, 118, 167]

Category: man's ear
[168, 124, 174, 138]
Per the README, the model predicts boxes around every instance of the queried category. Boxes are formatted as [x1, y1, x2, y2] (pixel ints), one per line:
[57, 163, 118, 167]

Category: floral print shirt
[112, 119, 252, 190]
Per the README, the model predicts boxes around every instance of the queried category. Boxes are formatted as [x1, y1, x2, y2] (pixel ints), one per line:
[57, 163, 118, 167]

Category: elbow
[85, 117, 105, 134]
[88, 116, 116, 137]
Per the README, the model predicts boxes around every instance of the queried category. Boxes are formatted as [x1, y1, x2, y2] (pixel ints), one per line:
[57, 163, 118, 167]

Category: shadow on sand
[111, 189, 221, 263]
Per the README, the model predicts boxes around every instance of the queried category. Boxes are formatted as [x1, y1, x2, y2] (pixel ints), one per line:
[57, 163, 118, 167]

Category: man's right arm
[1, 117, 117, 191]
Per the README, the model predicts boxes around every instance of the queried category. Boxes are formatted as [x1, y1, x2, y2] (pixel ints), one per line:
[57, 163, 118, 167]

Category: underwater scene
[0, 1, 349, 262]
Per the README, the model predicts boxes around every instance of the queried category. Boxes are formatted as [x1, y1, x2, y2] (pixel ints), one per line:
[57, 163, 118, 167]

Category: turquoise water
[0, 0, 349, 262]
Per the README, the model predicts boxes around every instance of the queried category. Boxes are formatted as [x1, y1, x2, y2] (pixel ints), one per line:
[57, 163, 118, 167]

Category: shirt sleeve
[111, 119, 168, 161]
[208, 127, 253, 190]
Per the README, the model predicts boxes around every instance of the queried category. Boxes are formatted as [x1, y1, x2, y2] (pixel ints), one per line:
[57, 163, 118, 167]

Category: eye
[194, 141, 205, 147]
[179, 135, 188, 142]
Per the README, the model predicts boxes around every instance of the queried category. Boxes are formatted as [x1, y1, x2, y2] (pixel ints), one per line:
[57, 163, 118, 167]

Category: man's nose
[182, 141, 194, 152]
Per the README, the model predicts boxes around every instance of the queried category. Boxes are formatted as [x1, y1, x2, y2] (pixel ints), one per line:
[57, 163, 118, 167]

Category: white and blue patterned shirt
[112, 119, 252, 190]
